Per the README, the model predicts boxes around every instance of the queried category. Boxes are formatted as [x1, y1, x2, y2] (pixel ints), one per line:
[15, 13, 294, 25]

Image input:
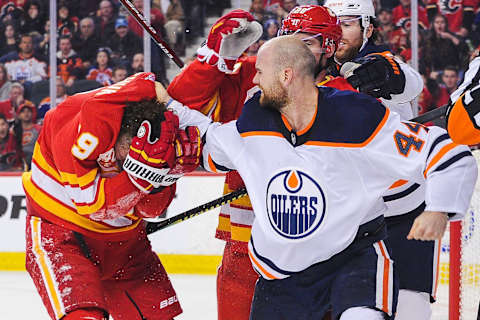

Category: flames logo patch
[266, 169, 326, 239]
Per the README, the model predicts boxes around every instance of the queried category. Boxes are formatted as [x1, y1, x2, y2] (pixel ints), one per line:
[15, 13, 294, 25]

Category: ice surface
[0, 271, 471, 319]
[0, 272, 216, 320]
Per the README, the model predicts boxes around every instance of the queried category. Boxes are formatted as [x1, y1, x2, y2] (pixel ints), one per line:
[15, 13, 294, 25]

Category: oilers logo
[266, 169, 326, 239]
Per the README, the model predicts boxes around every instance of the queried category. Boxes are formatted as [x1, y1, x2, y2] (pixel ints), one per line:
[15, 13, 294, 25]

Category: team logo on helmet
[266, 169, 326, 239]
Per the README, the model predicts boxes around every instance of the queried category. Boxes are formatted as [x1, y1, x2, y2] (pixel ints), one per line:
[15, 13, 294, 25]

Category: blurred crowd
[0, 0, 231, 171]
[0, 0, 478, 171]
[246, 0, 479, 123]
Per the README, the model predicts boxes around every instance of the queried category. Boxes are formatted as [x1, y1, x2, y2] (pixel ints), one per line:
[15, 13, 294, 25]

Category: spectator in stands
[72, 17, 102, 70]
[0, 82, 34, 123]
[21, 1, 45, 35]
[128, 0, 165, 38]
[262, 18, 280, 40]
[441, 65, 459, 94]
[0, 33, 46, 99]
[426, 0, 476, 36]
[0, 63, 12, 101]
[247, 39, 264, 56]
[57, 1, 79, 37]
[111, 65, 128, 83]
[37, 77, 68, 121]
[38, 19, 50, 57]
[131, 52, 144, 73]
[165, 0, 185, 55]
[56, 35, 84, 87]
[274, 0, 298, 20]
[16, 102, 40, 167]
[0, 2, 25, 32]
[423, 14, 468, 75]
[0, 113, 23, 171]
[377, 8, 395, 46]
[86, 47, 113, 86]
[0, 22, 17, 58]
[392, 0, 429, 33]
[107, 17, 143, 66]
[250, 0, 267, 23]
[95, 0, 117, 42]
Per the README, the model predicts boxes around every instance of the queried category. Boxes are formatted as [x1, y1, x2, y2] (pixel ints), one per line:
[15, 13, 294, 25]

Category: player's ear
[366, 24, 374, 39]
[282, 67, 294, 85]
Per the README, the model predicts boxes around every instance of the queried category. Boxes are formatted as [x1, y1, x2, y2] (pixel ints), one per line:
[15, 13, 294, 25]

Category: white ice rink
[0, 271, 472, 319]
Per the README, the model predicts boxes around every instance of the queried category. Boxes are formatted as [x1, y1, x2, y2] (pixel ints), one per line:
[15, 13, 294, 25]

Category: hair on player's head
[120, 98, 167, 139]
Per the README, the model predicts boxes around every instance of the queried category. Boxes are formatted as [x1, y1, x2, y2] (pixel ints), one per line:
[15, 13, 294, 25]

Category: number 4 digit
[394, 131, 424, 157]
[72, 133, 99, 160]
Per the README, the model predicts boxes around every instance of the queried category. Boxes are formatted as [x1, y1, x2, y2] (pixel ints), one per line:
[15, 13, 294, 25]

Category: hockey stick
[145, 102, 448, 235]
[118, 0, 184, 68]
[146, 187, 247, 234]
[411, 104, 448, 124]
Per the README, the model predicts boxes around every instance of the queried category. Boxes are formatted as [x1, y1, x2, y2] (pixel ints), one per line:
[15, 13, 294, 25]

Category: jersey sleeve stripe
[207, 154, 218, 173]
[427, 133, 450, 158]
[423, 142, 458, 177]
[388, 179, 408, 189]
[432, 151, 473, 174]
[382, 183, 420, 202]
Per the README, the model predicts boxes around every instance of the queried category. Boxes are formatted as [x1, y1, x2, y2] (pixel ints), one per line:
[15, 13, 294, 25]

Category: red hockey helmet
[279, 5, 342, 54]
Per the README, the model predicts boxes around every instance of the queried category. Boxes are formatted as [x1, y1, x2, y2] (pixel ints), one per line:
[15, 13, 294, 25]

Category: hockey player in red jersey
[168, 4, 426, 319]
[23, 72, 201, 320]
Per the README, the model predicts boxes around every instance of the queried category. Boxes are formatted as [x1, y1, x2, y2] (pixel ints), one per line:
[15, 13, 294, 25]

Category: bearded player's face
[253, 47, 288, 111]
[336, 16, 364, 64]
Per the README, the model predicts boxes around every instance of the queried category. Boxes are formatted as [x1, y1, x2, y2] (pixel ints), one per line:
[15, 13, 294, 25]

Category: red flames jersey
[22, 72, 170, 240]
[427, 0, 477, 33]
[393, 4, 429, 31]
[169, 57, 258, 245]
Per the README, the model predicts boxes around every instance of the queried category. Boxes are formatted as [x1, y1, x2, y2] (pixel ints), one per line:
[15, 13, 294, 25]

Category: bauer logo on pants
[266, 169, 326, 239]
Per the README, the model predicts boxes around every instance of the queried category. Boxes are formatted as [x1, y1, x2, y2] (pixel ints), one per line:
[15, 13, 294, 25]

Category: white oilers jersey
[172, 87, 477, 280]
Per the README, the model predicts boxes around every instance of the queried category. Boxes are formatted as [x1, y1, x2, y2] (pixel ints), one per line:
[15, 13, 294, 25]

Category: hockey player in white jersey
[322, 1, 445, 318]
[162, 36, 477, 320]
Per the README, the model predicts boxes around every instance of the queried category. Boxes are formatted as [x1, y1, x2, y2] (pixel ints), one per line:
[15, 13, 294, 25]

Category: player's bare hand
[155, 81, 170, 104]
[407, 211, 448, 241]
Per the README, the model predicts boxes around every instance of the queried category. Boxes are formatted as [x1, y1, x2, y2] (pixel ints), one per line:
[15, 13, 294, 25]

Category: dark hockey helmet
[279, 5, 342, 54]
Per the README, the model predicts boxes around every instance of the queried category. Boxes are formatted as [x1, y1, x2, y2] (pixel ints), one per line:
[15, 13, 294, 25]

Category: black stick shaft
[118, 0, 184, 68]
[146, 188, 247, 234]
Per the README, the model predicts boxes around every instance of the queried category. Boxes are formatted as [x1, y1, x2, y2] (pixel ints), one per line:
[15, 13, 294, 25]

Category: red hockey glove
[341, 52, 406, 100]
[134, 184, 176, 218]
[226, 170, 245, 190]
[197, 9, 262, 73]
[169, 126, 202, 176]
[123, 112, 178, 193]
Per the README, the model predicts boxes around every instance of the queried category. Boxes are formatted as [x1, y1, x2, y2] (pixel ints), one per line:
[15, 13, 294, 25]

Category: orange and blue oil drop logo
[266, 169, 326, 239]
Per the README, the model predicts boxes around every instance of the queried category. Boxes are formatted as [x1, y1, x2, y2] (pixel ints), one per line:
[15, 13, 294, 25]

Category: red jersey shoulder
[320, 76, 357, 92]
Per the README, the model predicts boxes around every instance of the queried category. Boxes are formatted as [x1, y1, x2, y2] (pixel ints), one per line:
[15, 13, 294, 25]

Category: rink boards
[0, 172, 226, 274]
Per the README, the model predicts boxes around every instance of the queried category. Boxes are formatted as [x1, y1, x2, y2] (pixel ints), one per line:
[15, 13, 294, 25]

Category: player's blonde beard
[259, 79, 289, 111]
